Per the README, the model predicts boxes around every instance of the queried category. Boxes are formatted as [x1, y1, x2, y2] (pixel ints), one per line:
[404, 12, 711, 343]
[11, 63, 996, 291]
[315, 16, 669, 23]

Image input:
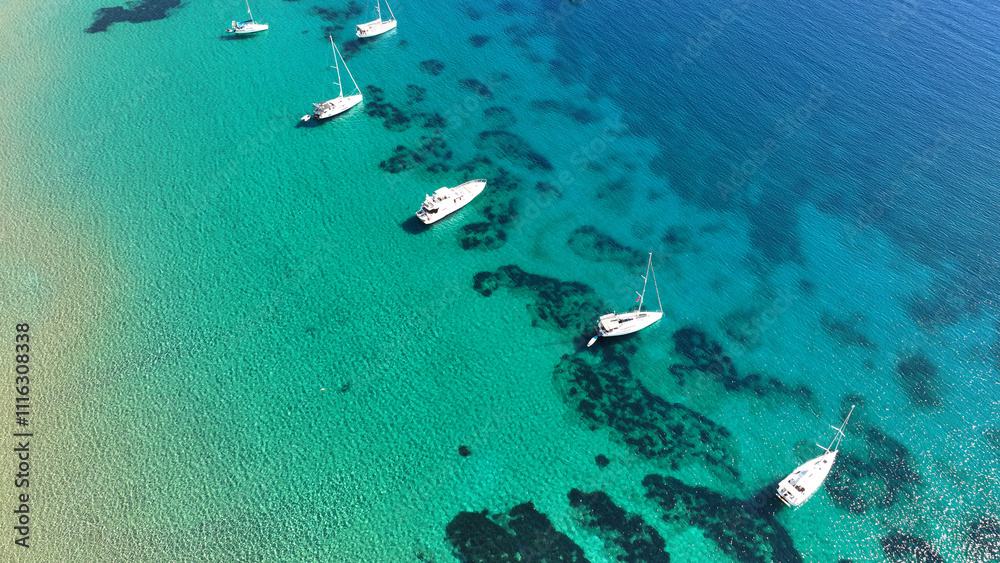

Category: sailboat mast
[330, 36, 343, 97]
[245, 0, 253, 19]
[376, 0, 382, 21]
[637, 254, 651, 313]
[650, 254, 663, 312]
[825, 405, 855, 452]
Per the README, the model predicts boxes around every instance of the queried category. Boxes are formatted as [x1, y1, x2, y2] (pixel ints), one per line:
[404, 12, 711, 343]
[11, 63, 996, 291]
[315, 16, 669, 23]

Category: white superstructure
[227, 0, 268, 34]
[587, 253, 663, 347]
[415, 180, 487, 224]
[303, 36, 363, 121]
[776, 406, 855, 508]
[356, 0, 397, 37]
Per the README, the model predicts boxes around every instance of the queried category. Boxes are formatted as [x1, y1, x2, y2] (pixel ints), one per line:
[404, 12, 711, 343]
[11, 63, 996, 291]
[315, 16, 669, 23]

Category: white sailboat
[356, 0, 397, 38]
[587, 253, 663, 347]
[302, 36, 363, 121]
[227, 0, 269, 34]
[415, 180, 487, 224]
[776, 406, 855, 508]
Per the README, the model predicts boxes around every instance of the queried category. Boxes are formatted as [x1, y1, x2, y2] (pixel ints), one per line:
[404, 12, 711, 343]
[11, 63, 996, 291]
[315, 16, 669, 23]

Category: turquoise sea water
[2, 0, 1000, 560]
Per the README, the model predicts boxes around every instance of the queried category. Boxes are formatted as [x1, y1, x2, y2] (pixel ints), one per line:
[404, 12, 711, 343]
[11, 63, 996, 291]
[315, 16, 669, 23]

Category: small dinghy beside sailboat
[776, 406, 855, 508]
[587, 253, 663, 347]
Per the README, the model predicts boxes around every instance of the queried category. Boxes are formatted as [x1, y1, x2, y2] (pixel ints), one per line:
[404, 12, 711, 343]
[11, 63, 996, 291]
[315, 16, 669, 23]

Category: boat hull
[230, 20, 268, 34]
[415, 180, 487, 224]
[596, 311, 662, 338]
[356, 19, 396, 37]
[776, 450, 837, 508]
[313, 94, 363, 119]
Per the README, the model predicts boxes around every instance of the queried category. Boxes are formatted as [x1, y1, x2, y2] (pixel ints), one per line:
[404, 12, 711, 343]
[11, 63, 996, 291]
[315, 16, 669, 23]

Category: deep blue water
[556, 0, 1000, 304]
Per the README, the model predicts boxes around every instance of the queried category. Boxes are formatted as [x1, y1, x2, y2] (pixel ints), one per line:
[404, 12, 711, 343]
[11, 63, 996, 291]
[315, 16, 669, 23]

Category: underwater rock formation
[535, 180, 563, 198]
[965, 515, 1000, 562]
[446, 502, 588, 562]
[820, 313, 878, 349]
[661, 226, 693, 252]
[825, 398, 921, 514]
[452, 157, 529, 250]
[719, 307, 766, 351]
[86, 0, 181, 33]
[669, 327, 814, 408]
[463, 5, 484, 20]
[908, 286, 965, 332]
[471, 265, 739, 477]
[340, 39, 361, 60]
[530, 99, 599, 124]
[405, 84, 427, 104]
[476, 130, 553, 171]
[566, 226, 645, 268]
[484, 106, 517, 129]
[458, 199, 516, 251]
[460, 78, 494, 98]
[310, 1, 364, 35]
[418, 112, 446, 130]
[419, 59, 445, 75]
[594, 177, 634, 205]
[363, 85, 412, 131]
[880, 531, 944, 563]
[460, 221, 507, 250]
[895, 353, 942, 408]
[497, 1, 520, 14]
[568, 488, 670, 563]
[470, 263, 742, 478]
[984, 428, 1000, 451]
[555, 345, 740, 479]
[747, 192, 802, 264]
[472, 265, 603, 333]
[643, 474, 801, 563]
[379, 136, 452, 174]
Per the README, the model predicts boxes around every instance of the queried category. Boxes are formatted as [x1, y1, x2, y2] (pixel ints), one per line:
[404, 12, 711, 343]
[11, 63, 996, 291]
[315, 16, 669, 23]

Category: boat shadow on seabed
[219, 32, 259, 40]
[748, 480, 788, 517]
[400, 216, 430, 234]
